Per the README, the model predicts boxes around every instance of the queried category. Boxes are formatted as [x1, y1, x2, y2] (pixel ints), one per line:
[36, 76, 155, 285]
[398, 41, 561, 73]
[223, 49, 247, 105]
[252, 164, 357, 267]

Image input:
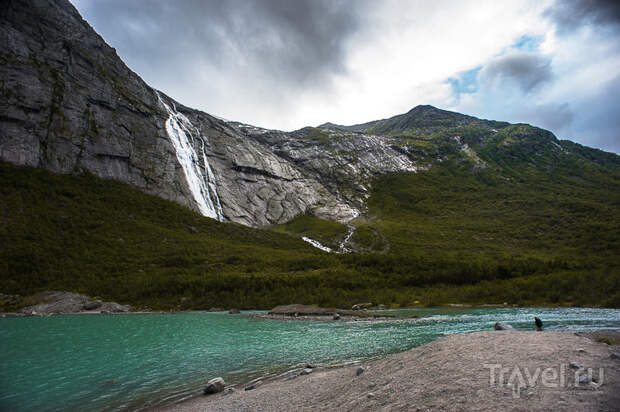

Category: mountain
[0, 0, 358, 227]
[1, 0, 619, 309]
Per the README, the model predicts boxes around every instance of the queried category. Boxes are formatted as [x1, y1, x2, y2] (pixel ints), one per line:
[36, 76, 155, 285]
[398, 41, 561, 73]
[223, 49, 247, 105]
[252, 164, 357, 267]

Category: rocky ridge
[1, 291, 131, 316]
[2, 0, 616, 231]
[0, 0, 409, 228]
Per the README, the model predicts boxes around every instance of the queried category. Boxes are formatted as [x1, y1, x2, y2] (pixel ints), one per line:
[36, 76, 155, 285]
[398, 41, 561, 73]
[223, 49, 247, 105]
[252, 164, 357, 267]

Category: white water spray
[157, 93, 224, 220]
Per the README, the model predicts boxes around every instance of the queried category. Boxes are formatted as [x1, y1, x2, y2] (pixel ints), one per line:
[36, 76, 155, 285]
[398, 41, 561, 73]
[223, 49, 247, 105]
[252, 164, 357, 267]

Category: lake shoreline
[156, 330, 620, 412]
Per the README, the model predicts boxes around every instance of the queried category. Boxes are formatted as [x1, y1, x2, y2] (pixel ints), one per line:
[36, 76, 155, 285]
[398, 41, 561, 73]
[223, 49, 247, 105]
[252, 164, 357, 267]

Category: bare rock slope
[0, 0, 361, 227]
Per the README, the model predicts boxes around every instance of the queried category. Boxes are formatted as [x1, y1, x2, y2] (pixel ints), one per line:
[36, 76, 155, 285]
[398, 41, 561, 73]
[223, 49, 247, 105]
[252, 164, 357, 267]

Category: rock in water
[494, 322, 514, 330]
[333, 313, 341, 320]
[300, 368, 313, 375]
[204, 377, 226, 395]
[229, 308, 240, 314]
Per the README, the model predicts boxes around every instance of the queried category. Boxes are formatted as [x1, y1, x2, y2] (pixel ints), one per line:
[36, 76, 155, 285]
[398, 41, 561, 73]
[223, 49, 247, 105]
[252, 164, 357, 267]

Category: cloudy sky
[72, 0, 620, 153]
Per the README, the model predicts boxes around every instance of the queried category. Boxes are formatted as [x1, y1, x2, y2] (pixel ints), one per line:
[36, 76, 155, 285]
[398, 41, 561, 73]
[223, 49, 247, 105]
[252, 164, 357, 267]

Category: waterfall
[302, 237, 333, 253]
[157, 93, 224, 220]
[338, 225, 356, 253]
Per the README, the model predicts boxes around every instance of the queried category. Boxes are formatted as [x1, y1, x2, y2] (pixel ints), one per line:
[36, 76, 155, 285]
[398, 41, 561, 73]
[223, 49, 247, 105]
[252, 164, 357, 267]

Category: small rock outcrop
[83, 300, 102, 310]
[494, 322, 515, 330]
[18, 291, 131, 315]
[268, 304, 334, 316]
[204, 377, 226, 395]
[356, 367, 365, 376]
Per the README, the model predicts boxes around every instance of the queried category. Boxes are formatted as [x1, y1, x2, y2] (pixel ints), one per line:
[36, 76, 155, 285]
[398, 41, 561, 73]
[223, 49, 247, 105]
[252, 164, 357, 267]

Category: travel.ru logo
[484, 363, 605, 398]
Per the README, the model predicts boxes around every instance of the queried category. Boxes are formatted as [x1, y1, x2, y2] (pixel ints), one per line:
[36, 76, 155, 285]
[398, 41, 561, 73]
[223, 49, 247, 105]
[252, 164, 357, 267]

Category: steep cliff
[0, 0, 361, 227]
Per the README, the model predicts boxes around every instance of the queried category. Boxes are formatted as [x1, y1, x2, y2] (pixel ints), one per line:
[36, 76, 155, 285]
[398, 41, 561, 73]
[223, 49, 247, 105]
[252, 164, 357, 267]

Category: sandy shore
[159, 331, 620, 412]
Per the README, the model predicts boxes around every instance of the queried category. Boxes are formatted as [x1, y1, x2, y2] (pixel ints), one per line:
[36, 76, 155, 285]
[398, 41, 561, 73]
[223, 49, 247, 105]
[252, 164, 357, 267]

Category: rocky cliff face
[0, 0, 363, 227]
[2, 0, 613, 229]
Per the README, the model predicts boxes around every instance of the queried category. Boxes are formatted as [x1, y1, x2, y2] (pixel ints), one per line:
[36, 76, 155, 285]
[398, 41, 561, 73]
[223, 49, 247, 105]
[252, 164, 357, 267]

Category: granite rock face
[0, 0, 366, 227]
[230, 124, 419, 212]
[0, 0, 184, 205]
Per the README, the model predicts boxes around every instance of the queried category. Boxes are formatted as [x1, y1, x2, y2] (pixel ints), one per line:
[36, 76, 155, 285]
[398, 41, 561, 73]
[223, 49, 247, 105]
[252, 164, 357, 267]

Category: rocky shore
[160, 330, 620, 412]
[0, 291, 132, 317]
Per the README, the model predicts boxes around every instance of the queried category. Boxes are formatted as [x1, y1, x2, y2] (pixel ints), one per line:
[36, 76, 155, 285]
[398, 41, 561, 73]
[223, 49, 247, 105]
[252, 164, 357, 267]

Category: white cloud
[73, 0, 620, 152]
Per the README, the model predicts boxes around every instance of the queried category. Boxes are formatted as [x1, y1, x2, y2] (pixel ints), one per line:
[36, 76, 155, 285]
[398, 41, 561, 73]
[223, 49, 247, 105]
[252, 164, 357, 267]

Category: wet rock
[494, 322, 514, 330]
[333, 313, 341, 320]
[228, 308, 240, 314]
[204, 377, 226, 395]
[611, 353, 620, 360]
[300, 368, 313, 375]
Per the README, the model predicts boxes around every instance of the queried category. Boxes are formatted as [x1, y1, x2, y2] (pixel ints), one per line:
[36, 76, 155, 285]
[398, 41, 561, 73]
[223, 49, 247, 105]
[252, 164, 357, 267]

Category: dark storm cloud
[481, 52, 553, 93]
[521, 103, 575, 134]
[567, 74, 620, 153]
[546, 0, 620, 33]
[74, 0, 369, 87]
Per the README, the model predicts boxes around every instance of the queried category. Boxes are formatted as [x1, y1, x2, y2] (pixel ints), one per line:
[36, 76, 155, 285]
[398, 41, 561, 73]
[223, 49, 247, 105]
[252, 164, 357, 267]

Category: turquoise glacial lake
[1, 307, 619, 411]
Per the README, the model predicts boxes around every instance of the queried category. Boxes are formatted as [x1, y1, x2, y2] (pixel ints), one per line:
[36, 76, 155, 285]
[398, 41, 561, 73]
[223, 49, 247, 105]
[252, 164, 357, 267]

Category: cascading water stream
[338, 224, 356, 253]
[157, 93, 224, 220]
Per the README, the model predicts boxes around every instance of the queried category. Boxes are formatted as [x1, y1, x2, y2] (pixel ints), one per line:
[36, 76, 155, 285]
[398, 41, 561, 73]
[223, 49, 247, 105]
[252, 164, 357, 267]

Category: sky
[71, 0, 620, 154]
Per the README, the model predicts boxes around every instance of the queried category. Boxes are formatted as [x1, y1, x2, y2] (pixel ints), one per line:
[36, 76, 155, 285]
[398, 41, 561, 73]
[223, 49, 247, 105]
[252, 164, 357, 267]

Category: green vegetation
[307, 127, 330, 144]
[1, 135, 619, 311]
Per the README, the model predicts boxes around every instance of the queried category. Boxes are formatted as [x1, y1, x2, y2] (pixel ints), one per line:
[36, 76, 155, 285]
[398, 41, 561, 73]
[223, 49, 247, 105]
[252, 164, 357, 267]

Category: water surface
[1, 307, 618, 411]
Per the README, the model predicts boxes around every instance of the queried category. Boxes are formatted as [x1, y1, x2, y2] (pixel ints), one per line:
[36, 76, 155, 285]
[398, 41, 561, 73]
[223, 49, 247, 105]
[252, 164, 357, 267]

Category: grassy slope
[1, 152, 619, 310]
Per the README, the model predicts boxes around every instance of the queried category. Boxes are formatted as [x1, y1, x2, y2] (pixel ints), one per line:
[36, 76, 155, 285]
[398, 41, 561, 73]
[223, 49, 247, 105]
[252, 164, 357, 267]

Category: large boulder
[19, 292, 131, 315]
[99, 302, 131, 313]
[494, 322, 514, 330]
[20, 291, 89, 314]
[204, 377, 226, 395]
